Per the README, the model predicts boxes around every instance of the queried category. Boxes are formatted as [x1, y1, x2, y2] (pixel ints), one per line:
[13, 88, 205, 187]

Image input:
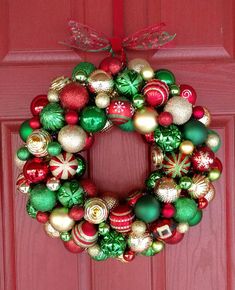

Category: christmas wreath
[15, 23, 222, 262]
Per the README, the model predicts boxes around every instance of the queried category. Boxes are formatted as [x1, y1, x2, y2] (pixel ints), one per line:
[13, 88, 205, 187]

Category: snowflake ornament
[191, 147, 215, 172]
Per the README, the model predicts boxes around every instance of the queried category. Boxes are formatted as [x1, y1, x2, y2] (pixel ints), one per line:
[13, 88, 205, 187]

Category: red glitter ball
[69, 206, 85, 221]
[80, 178, 97, 197]
[158, 112, 173, 126]
[29, 116, 41, 129]
[65, 110, 79, 125]
[193, 106, 204, 119]
[36, 211, 49, 223]
[99, 56, 123, 75]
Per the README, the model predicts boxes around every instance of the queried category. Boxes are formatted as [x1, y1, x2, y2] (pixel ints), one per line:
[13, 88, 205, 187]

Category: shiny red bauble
[106, 98, 134, 125]
[99, 56, 123, 75]
[29, 116, 41, 129]
[64, 239, 85, 254]
[123, 250, 135, 262]
[65, 110, 79, 125]
[150, 218, 176, 240]
[193, 106, 204, 119]
[161, 203, 175, 218]
[158, 111, 173, 127]
[179, 84, 197, 105]
[30, 95, 49, 116]
[36, 211, 49, 223]
[198, 197, 208, 209]
[143, 80, 169, 107]
[80, 178, 97, 197]
[164, 230, 184, 244]
[211, 157, 223, 173]
[23, 158, 49, 183]
[69, 206, 85, 221]
[191, 147, 215, 172]
[60, 82, 89, 110]
[109, 204, 135, 233]
[142, 132, 155, 144]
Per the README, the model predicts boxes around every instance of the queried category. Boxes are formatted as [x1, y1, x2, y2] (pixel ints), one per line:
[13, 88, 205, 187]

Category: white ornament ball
[177, 222, 189, 233]
[95, 92, 110, 109]
[131, 221, 147, 236]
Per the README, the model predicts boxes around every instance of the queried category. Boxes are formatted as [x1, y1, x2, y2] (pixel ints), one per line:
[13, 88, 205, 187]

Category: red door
[0, 1, 234, 290]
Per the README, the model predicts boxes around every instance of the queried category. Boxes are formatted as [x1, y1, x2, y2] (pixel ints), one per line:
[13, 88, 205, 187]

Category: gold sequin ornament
[84, 198, 109, 224]
[155, 177, 181, 203]
[188, 174, 210, 198]
[44, 222, 60, 238]
[88, 70, 114, 94]
[127, 232, 153, 253]
[102, 194, 119, 210]
[131, 221, 147, 236]
[26, 129, 52, 157]
[151, 146, 164, 168]
[198, 107, 211, 127]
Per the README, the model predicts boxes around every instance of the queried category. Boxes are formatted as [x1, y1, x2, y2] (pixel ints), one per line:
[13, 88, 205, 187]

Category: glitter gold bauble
[155, 177, 181, 203]
[179, 140, 194, 155]
[88, 70, 114, 94]
[133, 107, 158, 134]
[87, 244, 101, 258]
[58, 125, 86, 153]
[44, 222, 60, 238]
[128, 58, 151, 73]
[49, 207, 75, 232]
[198, 107, 211, 127]
[47, 89, 59, 103]
[127, 232, 152, 253]
[50, 76, 71, 92]
[26, 129, 52, 157]
[177, 222, 189, 233]
[84, 198, 109, 224]
[140, 66, 154, 81]
[151, 146, 164, 168]
[204, 182, 215, 202]
[131, 221, 147, 236]
[102, 194, 119, 210]
[95, 92, 110, 108]
[188, 174, 210, 198]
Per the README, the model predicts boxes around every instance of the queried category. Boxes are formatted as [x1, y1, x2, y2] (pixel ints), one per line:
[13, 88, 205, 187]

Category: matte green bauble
[47, 142, 62, 156]
[134, 195, 160, 223]
[174, 197, 198, 223]
[155, 69, 175, 85]
[115, 69, 143, 97]
[119, 119, 135, 132]
[19, 120, 33, 142]
[72, 62, 96, 83]
[17, 147, 31, 161]
[30, 184, 57, 212]
[154, 125, 182, 152]
[132, 94, 145, 109]
[40, 103, 65, 131]
[188, 210, 203, 226]
[26, 200, 38, 218]
[76, 155, 86, 177]
[145, 171, 162, 190]
[206, 130, 221, 152]
[57, 180, 84, 208]
[80, 106, 107, 132]
[183, 120, 208, 146]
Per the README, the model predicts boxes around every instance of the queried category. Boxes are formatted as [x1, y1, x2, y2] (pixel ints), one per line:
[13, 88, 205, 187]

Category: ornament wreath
[16, 56, 222, 262]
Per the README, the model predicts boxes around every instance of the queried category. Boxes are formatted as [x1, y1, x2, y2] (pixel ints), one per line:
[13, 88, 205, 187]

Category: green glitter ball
[80, 106, 107, 133]
[47, 142, 62, 156]
[72, 62, 96, 83]
[57, 180, 84, 208]
[188, 210, 203, 226]
[17, 147, 31, 161]
[26, 200, 38, 218]
[154, 125, 182, 152]
[19, 120, 33, 142]
[183, 120, 208, 146]
[30, 184, 57, 212]
[40, 103, 65, 131]
[134, 195, 161, 223]
[174, 197, 198, 223]
[115, 69, 143, 97]
[155, 69, 176, 85]
[145, 171, 162, 190]
[119, 119, 135, 132]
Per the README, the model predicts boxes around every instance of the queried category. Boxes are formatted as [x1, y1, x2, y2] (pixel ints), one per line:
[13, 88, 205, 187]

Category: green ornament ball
[57, 180, 84, 208]
[47, 142, 62, 156]
[169, 84, 180, 95]
[115, 69, 143, 97]
[76, 155, 86, 177]
[92, 249, 108, 261]
[40, 103, 65, 131]
[30, 184, 57, 212]
[174, 197, 198, 223]
[80, 106, 107, 133]
[145, 171, 162, 190]
[155, 69, 176, 85]
[206, 130, 221, 152]
[17, 147, 31, 161]
[98, 222, 110, 235]
[100, 231, 126, 257]
[119, 119, 135, 132]
[179, 176, 192, 190]
[132, 94, 145, 109]
[141, 246, 156, 257]
[134, 195, 160, 223]
[72, 62, 96, 83]
[60, 231, 71, 242]
[26, 200, 38, 218]
[154, 125, 182, 152]
[188, 210, 203, 226]
[183, 120, 208, 146]
[19, 120, 33, 142]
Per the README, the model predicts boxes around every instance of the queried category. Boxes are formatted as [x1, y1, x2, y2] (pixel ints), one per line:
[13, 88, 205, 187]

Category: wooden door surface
[0, 1, 234, 290]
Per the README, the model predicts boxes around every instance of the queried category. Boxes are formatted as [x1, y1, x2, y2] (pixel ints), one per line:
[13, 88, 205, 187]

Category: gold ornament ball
[208, 169, 221, 181]
[133, 107, 158, 134]
[152, 240, 165, 253]
[44, 222, 60, 238]
[50, 76, 71, 92]
[49, 207, 75, 232]
[140, 66, 154, 81]
[177, 222, 189, 233]
[58, 125, 86, 153]
[204, 182, 216, 202]
[128, 58, 151, 73]
[26, 129, 52, 157]
[131, 221, 147, 236]
[47, 89, 60, 103]
[198, 107, 211, 127]
[155, 177, 181, 203]
[188, 174, 210, 198]
[151, 146, 164, 168]
[95, 92, 110, 109]
[179, 140, 195, 155]
[102, 194, 119, 210]
[84, 198, 109, 224]
[128, 232, 153, 253]
[87, 244, 101, 258]
[88, 70, 114, 94]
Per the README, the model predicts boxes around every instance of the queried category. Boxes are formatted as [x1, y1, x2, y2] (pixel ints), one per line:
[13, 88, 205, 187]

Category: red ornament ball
[142, 132, 155, 144]
[164, 230, 184, 244]
[30, 95, 49, 116]
[99, 56, 123, 75]
[109, 204, 135, 233]
[123, 250, 135, 262]
[60, 82, 89, 110]
[29, 116, 41, 129]
[23, 158, 49, 183]
[69, 206, 85, 221]
[143, 80, 169, 107]
[72, 220, 98, 248]
[161, 203, 175, 218]
[198, 197, 208, 209]
[193, 106, 204, 119]
[127, 190, 145, 207]
[36, 211, 49, 223]
[158, 112, 173, 127]
[64, 239, 84, 254]
[191, 147, 215, 172]
[211, 157, 223, 173]
[106, 98, 134, 125]
[179, 84, 197, 105]
[150, 218, 176, 240]
[65, 111, 79, 125]
[80, 178, 97, 197]
[81, 132, 94, 151]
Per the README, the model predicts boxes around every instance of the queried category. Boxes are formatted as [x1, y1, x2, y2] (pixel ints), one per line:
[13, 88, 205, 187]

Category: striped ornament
[72, 221, 98, 248]
[49, 152, 78, 180]
[162, 152, 191, 178]
[109, 205, 135, 233]
[143, 79, 169, 107]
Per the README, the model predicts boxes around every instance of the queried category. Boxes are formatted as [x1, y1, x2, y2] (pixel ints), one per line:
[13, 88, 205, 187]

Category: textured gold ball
[44, 222, 60, 238]
[140, 67, 154, 80]
[87, 244, 101, 258]
[179, 140, 195, 155]
[177, 222, 189, 233]
[102, 194, 119, 210]
[188, 174, 210, 198]
[155, 177, 181, 203]
[133, 107, 158, 134]
[88, 70, 114, 93]
[204, 182, 216, 202]
[128, 58, 151, 73]
[95, 92, 110, 108]
[127, 232, 152, 253]
[151, 146, 164, 168]
[50, 76, 71, 92]
[26, 129, 52, 157]
[47, 89, 60, 102]
[131, 221, 147, 236]
[58, 125, 86, 153]
[152, 240, 165, 253]
[49, 208, 75, 232]
[198, 107, 211, 127]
